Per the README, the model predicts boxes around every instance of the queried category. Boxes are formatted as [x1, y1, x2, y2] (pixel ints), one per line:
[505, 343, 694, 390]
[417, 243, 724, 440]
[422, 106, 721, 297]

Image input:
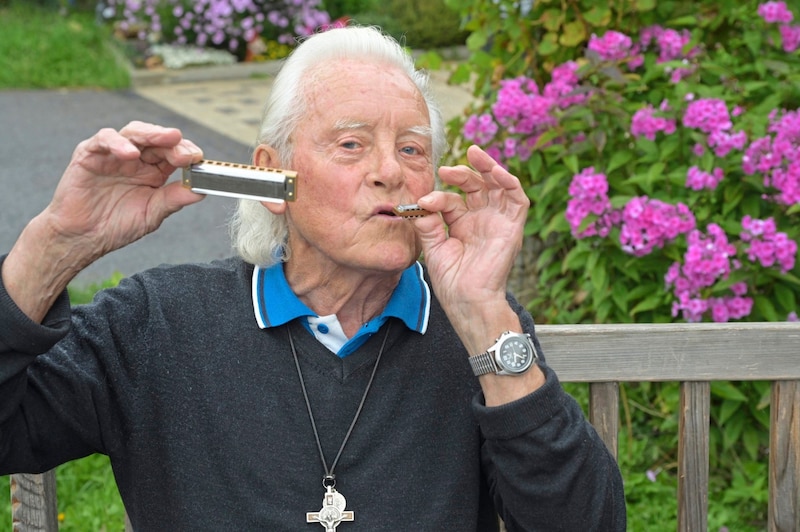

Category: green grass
[0, 2, 130, 89]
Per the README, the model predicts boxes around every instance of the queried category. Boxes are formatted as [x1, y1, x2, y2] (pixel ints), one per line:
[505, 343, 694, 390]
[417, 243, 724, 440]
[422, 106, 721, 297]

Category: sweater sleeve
[472, 299, 627, 531]
[0, 255, 96, 473]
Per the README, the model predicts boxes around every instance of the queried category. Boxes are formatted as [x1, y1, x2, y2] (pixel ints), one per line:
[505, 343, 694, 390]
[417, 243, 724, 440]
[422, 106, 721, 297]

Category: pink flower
[619, 197, 695, 256]
[683, 99, 732, 135]
[686, 166, 725, 191]
[758, 1, 795, 24]
[741, 216, 798, 273]
[566, 168, 620, 238]
[780, 25, 800, 52]
[631, 105, 677, 141]
[588, 30, 634, 61]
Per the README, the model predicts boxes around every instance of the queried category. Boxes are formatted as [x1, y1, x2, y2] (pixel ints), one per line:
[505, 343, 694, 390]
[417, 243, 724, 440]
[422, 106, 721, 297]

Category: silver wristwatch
[469, 331, 539, 376]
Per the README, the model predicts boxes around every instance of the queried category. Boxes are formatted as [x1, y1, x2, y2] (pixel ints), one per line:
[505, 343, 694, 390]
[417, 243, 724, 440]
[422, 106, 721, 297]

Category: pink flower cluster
[619, 197, 696, 256]
[462, 113, 498, 145]
[686, 166, 725, 191]
[682, 98, 748, 158]
[665, 225, 753, 322]
[631, 103, 676, 141]
[743, 109, 800, 205]
[639, 25, 699, 82]
[588, 30, 634, 62]
[741, 216, 798, 273]
[463, 67, 584, 163]
[758, 1, 800, 52]
[566, 168, 620, 238]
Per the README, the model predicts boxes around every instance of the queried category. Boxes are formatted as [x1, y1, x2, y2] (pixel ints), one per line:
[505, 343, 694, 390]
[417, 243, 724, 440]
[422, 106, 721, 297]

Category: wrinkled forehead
[301, 59, 428, 112]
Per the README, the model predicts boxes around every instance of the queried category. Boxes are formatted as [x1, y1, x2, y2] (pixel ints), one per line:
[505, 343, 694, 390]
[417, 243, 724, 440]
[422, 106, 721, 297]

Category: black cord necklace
[288, 323, 391, 531]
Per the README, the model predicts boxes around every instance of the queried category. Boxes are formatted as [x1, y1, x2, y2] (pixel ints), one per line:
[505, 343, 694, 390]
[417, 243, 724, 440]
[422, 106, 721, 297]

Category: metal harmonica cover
[392, 204, 432, 218]
[182, 159, 297, 203]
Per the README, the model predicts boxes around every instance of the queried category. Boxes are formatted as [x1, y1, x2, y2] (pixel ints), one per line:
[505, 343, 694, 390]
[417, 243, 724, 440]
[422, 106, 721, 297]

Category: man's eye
[400, 146, 419, 155]
[341, 141, 359, 149]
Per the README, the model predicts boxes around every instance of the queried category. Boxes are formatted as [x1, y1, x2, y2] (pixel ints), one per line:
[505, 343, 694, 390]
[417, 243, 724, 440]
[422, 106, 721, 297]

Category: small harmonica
[393, 204, 432, 218]
[182, 159, 297, 203]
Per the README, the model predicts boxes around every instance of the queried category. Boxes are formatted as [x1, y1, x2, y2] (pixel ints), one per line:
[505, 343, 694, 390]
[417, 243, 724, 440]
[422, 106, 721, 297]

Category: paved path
[0, 62, 473, 286]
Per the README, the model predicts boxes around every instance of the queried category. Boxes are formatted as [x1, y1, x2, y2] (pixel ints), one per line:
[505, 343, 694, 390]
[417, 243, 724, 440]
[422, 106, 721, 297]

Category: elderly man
[0, 26, 625, 531]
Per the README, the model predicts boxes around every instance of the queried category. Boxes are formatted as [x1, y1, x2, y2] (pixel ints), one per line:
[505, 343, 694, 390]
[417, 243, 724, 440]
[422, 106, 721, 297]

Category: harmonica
[182, 159, 297, 203]
[392, 204, 432, 218]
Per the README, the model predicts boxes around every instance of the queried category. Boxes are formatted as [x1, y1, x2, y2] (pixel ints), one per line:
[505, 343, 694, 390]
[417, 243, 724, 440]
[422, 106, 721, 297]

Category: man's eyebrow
[332, 119, 369, 132]
[406, 125, 433, 139]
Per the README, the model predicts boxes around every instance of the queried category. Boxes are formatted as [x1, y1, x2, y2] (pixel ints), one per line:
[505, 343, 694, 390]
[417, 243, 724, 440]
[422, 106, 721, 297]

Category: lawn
[0, 2, 130, 90]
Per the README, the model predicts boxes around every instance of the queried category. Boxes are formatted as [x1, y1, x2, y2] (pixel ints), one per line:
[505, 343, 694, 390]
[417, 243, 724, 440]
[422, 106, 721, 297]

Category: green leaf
[611, 280, 629, 313]
[711, 381, 748, 402]
[527, 152, 543, 180]
[538, 32, 560, 56]
[562, 154, 580, 175]
[606, 150, 634, 175]
[560, 21, 587, 47]
[450, 63, 474, 85]
[775, 287, 797, 314]
[465, 30, 489, 52]
[754, 295, 780, 321]
[541, 9, 563, 32]
[721, 413, 745, 451]
[414, 51, 442, 71]
[630, 292, 663, 316]
[583, 6, 612, 26]
[562, 245, 590, 272]
[718, 398, 741, 424]
[742, 428, 761, 461]
[591, 261, 608, 294]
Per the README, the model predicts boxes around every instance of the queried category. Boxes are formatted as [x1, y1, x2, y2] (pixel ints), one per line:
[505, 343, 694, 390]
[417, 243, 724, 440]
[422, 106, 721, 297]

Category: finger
[140, 140, 204, 171]
[465, 145, 521, 192]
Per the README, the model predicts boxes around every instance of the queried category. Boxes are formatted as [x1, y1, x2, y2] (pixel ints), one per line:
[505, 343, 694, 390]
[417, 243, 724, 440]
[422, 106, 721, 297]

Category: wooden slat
[10, 471, 58, 531]
[538, 322, 800, 382]
[769, 380, 800, 532]
[677, 381, 709, 532]
[589, 382, 619, 459]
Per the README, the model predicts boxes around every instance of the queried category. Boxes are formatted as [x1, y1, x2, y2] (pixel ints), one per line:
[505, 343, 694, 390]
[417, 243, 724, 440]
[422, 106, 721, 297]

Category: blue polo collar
[251, 261, 430, 357]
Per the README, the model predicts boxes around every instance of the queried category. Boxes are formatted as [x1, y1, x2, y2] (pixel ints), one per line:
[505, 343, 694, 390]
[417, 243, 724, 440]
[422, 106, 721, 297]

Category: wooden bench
[9, 322, 800, 531]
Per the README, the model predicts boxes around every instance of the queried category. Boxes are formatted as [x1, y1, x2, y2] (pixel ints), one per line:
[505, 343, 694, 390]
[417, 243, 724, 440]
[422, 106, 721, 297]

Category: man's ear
[254, 144, 287, 215]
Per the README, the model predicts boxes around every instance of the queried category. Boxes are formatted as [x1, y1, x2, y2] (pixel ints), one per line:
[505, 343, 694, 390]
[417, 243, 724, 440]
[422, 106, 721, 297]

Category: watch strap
[469, 351, 498, 376]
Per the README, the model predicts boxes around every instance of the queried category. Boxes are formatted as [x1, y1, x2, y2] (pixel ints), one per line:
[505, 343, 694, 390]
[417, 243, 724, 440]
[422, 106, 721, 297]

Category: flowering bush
[104, 0, 332, 58]
[444, 1, 800, 527]
[448, 0, 800, 327]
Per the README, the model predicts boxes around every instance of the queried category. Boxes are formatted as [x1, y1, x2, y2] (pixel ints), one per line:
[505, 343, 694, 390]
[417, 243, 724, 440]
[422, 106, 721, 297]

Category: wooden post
[769, 380, 800, 532]
[10, 471, 58, 531]
[678, 381, 709, 532]
[589, 381, 619, 459]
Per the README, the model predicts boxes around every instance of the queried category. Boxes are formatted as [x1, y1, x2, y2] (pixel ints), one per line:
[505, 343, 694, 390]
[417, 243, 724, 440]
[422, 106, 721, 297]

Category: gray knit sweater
[0, 256, 625, 531]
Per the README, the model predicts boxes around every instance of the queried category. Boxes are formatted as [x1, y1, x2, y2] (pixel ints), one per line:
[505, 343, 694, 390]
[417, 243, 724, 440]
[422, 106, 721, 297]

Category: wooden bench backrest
[10, 322, 800, 531]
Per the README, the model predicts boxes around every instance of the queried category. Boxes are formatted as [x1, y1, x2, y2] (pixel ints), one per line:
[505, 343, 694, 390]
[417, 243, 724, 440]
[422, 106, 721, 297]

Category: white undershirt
[306, 314, 349, 353]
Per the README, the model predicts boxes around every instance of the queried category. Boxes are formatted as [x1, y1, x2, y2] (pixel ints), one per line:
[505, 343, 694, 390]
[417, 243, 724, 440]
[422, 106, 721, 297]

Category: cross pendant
[306, 485, 354, 531]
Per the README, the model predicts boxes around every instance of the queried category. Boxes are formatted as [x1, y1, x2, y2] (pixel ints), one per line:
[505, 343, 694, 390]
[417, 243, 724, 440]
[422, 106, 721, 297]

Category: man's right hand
[2, 121, 204, 323]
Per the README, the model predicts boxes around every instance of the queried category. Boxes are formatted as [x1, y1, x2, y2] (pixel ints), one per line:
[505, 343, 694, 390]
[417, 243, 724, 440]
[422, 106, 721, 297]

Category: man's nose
[368, 145, 404, 189]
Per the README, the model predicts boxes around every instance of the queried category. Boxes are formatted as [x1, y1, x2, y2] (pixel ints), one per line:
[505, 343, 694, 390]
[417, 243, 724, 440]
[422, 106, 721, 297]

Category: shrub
[352, 0, 468, 50]
[444, 0, 800, 528]
[446, 0, 800, 325]
[103, 0, 332, 59]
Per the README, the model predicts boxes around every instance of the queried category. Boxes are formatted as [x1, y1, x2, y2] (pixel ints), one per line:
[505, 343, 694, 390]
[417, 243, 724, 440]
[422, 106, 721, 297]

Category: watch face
[498, 335, 533, 373]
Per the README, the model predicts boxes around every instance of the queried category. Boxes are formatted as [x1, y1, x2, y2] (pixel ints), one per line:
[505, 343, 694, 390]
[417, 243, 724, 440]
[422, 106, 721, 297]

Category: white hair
[229, 25, 447, 267]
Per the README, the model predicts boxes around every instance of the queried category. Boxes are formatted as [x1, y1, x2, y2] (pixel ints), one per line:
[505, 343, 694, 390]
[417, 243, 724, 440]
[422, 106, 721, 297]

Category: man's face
[283, 59, 436, 274]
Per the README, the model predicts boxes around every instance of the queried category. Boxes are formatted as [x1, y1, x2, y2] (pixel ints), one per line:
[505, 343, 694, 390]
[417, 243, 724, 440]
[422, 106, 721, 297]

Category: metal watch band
[469, 351, 498, 376]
